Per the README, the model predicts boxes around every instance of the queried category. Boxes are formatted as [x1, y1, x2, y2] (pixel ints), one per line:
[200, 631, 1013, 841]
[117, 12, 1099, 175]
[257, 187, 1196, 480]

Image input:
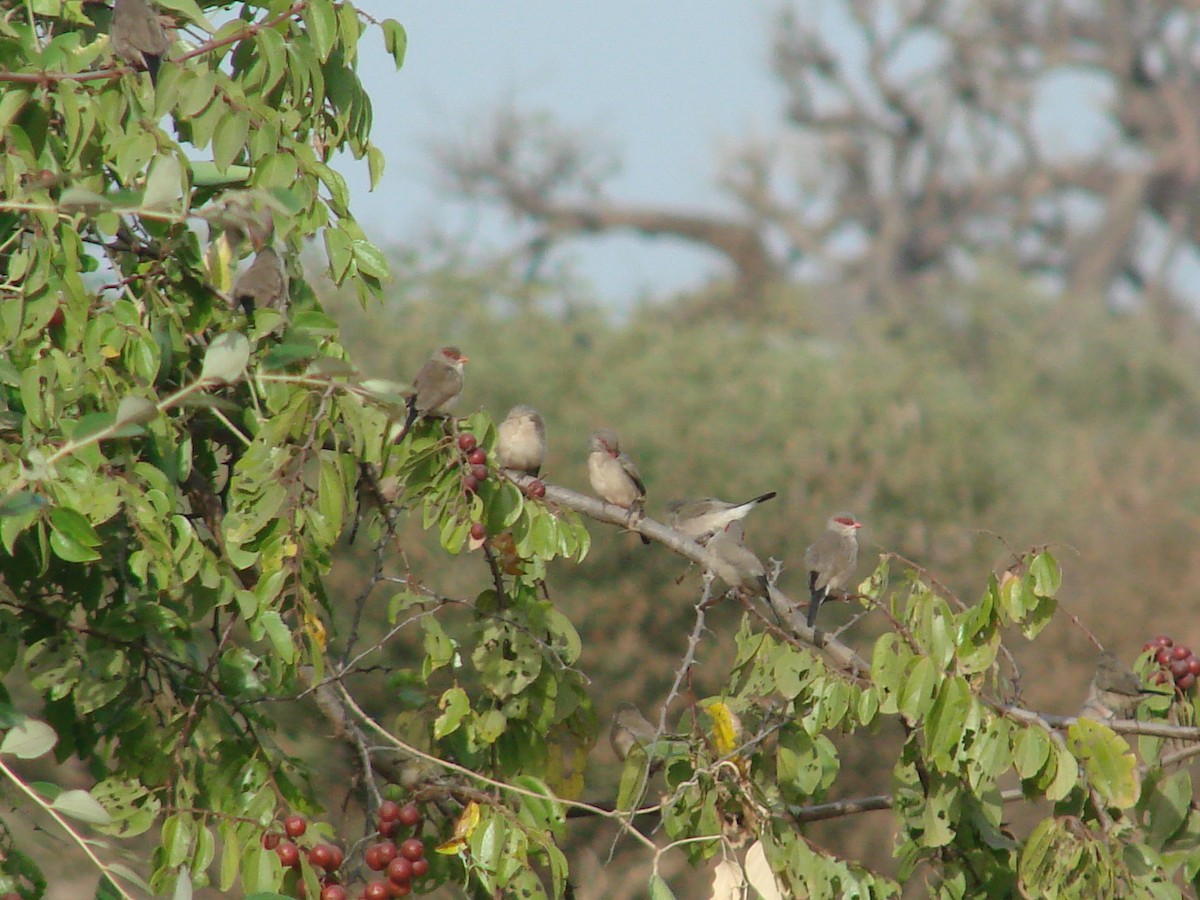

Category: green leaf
[143, 155, 185, 211]
[257, 611, 296, 664]
[1067, 719, 1138, 809]
[49, 507, 102, 547]
[648, 874, 676, 900]
[381, 19, 407, 68]
[616, 750, 651, 812]
[52, 789, 112, 825]
[1029, 551, 1061, 596]
[213, 109, 249, 173]
[114, 396, 158, 427]
[434, 687, 470, 739]
[200, 332, 250, 385]
[0, 718, 57, 758]
[1013, 727, 1050, 780]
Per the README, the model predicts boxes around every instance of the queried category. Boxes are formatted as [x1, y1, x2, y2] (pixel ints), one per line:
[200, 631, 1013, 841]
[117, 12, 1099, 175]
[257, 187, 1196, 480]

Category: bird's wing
[618, 453, 646, 496]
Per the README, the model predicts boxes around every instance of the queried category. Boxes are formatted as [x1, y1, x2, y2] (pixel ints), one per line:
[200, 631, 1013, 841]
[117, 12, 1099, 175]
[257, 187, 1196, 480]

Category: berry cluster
[361, 801, 427, 899]
[456, 431, 546, 544]
[1143, 635, 1200, 691]
[261, 803, 427, 899]
[457, 432, 489, 496]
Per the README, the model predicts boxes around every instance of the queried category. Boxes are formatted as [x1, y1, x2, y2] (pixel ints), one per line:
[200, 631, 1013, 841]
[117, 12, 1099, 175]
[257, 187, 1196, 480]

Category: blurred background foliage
[316, 243, 1200, 891]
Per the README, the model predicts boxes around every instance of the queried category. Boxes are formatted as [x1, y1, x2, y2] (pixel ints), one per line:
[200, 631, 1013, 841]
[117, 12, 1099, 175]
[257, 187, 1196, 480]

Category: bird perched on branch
[229, 247, 287, 316]
[666, 492, 776, 544]
[587, 428, 650, 544]
[609, 702, 659, 763]
[805, 513, 862, 628]
[1081, 650, 1156, 720]
[111, 0, 171, 83]
[496, 405, 546, 476]
[706, 522, 769, 599]
[396, 347, 468, 442]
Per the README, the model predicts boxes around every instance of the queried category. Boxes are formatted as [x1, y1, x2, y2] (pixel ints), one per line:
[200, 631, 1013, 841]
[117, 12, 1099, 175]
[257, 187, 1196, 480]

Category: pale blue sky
[346, 2, 781, 301]
[339, 4, 1124, 304]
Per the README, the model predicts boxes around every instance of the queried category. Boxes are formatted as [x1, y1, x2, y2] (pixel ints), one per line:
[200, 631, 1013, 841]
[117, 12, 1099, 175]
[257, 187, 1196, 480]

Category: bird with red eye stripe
[396, 346, 469, 441]
[804, 513, 863, 628]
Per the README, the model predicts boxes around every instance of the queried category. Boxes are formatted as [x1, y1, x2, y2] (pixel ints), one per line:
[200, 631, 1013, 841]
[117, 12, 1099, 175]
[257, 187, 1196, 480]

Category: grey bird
[587, 428, 650, 544]
[496, 405, 546, 476]
[804, 512, 862, 628]
[609, 701, 659, 763]
[111, 0, 171, 83]
[397, 346, 468, 441]
[705, 522, 769, 598]
[1081, 650, 1156, 720]
[666, 492, 777, 544]
[229, 247, 287, 316]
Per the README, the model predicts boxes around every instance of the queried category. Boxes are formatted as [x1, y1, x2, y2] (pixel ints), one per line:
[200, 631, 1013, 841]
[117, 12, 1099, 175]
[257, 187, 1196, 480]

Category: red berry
[1180, 673, 1197, 691]
[379, 800, 402, 823]
[364, 844, 384, 871]
[377, 818, 399, 838]
[276, 840, 301, 868]
[470, 464, 488, 481]
[1153, 670, 1170, 685]
[1170, 658, 1190, 679]
[463, 474, 479, 495]
[467, 448, 487, 466]
[397, 803, 420, 828]
[364, 882, 390, 900]
[375, 841, 397, 867]
[528, 480, 546, 498]
[399, 838, 424, 862]
[387, 856, 413, 883]
[328, 845, 344, 870]
[284, 814, 307, 838]
[388, 881, 411, 897]
[1173, 645, 1191, 660]
[1188, 657, 1200, 677]
[410, 857, 428, 878]
[321, 886, 349, 900]
[469, 523, 486, 541]
[309, 843, 341, 871]
[262, 832, 281, 850]
[1155, 635, 1174, 648]
[457, 433, 477, 453]
[1143, 642, 1156, 653]
[1156, 648, 1173, 667]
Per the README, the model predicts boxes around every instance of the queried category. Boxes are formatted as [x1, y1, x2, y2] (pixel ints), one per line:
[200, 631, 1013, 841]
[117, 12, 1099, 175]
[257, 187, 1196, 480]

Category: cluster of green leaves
[589, 550, 1200, 897]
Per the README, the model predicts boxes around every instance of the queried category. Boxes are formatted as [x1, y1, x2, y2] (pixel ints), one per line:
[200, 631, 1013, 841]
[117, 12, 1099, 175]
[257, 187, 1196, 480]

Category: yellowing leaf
[435, 800, 480, 855]
[304, 612, 326, 651]
[706, 700, 742, 758]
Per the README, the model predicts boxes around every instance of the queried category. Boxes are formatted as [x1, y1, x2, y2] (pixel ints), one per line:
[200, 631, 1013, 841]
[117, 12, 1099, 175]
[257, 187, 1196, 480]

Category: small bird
[609, 702, 660, 763]
[587, 428, 650, 544]
[496, 405, 546, 476]
[111, 0, 171, 83]
[397, 346, 468, 441]
[804, 512, 862, 628]
[1081, 650, 1156, 720]
[705, 522, 769, 598]
[666, 492, 777, 544]
[229, 247, 287, 315]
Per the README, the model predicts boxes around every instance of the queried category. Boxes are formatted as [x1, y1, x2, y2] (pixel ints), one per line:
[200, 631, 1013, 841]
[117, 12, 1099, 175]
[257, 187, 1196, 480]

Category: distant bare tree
[436, 1, 1200, 324]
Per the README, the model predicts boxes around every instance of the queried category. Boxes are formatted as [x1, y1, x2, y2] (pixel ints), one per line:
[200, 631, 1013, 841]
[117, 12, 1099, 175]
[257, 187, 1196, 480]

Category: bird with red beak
[396, 347, 468, 441]
[804, 513, 862, 628]
[588, 428, 650, 544]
